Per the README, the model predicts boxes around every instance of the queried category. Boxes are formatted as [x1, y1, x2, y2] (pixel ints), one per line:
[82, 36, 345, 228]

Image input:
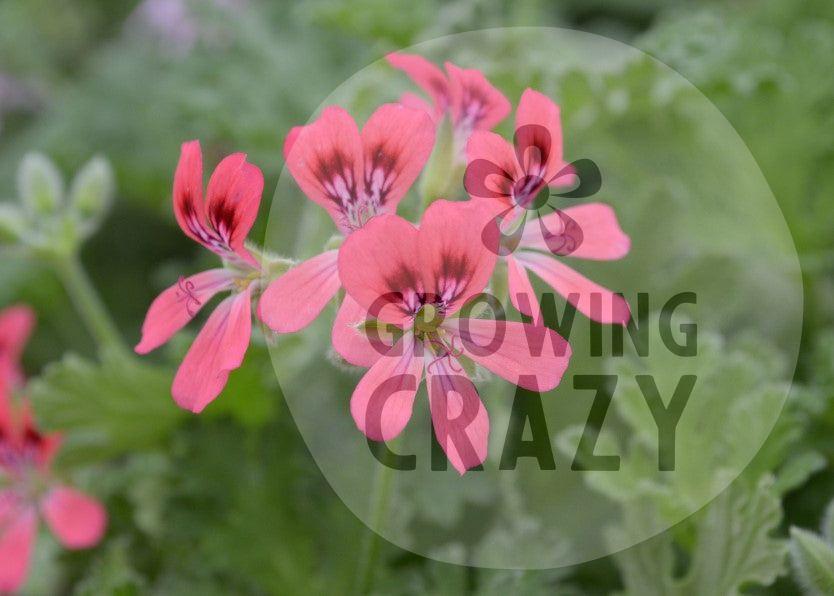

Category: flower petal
[331, 295, 396, 368]
[399, 92, 439, 122]
[40, 486, 106, 549]
[259, 250, 340, 334]
[445, 61, 511, 134]
[386, 53, 449, 112]
[426, 354, 488, 474]
[284, 106, 363, 233]
[135, 269, 234, 354]
[172, 287, 252, 413]
[205, 154, 264, 264]
[515, 251, 631, 325]
[506, 255, 539, 317]
[0, 305, 35, 386]
[0, 493, 36, 593]
[521, 203, 630, 260]
[338, 214, 422, 325]
[444, 317, 571, 392]
[464, 130, 519, 204]
[360, 103, 435, 213]
[417, 199, 498, 315]
[514, 89, 566, 182]
[172, 140, 206, 246]
[350, 334, 423, 442]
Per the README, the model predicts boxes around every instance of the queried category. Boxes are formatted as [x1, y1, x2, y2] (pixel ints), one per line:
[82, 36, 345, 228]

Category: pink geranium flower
[258, 103, 435, 344]
[465, 89, 631, 324]
[336, 200, 571, 474]
[0, 306, 35, 388]
[135, 141, 264, 413]
[387, 53, 511, 156]
[0, 307, 106, 593]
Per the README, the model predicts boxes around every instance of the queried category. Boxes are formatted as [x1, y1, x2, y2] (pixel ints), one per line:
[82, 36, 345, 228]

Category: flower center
[511, 174, 549, 209]
[413, 303, 443, 337]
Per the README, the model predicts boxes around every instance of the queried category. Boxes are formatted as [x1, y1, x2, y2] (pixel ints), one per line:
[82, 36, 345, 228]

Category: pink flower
[0, 392, 106, 593]
[258, 103, 435, 339]
[0, 307, 106, 593]
[465, 89, 631, 324]
[135, 140, 264, 413]
[336, 200, 571, 474]
[387, 53, 511, 156]
[0, 306, 35, 389]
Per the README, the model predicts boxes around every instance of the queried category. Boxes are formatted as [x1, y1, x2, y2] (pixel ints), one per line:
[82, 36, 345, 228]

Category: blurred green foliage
[1, 0, 834, 594]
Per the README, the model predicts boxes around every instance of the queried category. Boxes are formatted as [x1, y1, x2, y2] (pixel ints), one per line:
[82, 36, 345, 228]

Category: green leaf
[822, 498, 834, 545]
[17, 152, 64, 216]
[72, 539, 146, 596]
[773, 450, 826, 495]
[28, 349, 184, 465]
[789, 527, 834, 596]
[681, 475, 787, 595]
[610, 503, 678, 596]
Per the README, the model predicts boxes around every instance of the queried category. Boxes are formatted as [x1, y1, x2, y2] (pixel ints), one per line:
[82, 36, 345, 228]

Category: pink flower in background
[387, 53, 510, 157]
[135, 140, 264, 413]
[0, 306, 35, 388]
[337, 200, 571, 474]
[465, 89, 631, 324]
[259, 103, 435, 343]
[0, 308, 106, 593]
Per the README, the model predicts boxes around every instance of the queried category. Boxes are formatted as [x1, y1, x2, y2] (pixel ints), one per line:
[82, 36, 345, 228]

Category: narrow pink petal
[0, 493, 36, 593]
[135, 269, 234, 354]
[360, 103, 435, 212]
[399, 92, 439, 122]
[284, 106, 363, 234]
[12, 399, 62, 469]
[417, 200, 497, 315]
[445, 61, 511, 134]
[515, 251, 631, 325]
[258, 250, 340, 333]
[386, 53, 449, 112]
[0, 305, 35, 386]
[172, 287, 252, 413]
[514, 89, 564, 182]
[172, 140, 207, 247]
[443, 317, 570, 392]
[506, 255, 539, 317]
[521, 203, 630, 260]
[426, 354, 488, 474]
[350, 335, 423, 442]
[464, 130, 519, 205]
[40, 486, 106, 549]
[331, 295, 395, 368]
[338, 215, 421, 325]
[282, 126, 302, 160]
[204, 154, 263, 265]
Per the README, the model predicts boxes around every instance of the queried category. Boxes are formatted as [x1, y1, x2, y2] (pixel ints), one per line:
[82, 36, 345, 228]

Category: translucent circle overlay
[262, 28, 802, 568]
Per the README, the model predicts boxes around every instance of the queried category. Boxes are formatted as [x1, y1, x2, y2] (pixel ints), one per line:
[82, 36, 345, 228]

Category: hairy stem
[354, 452, 396, 595]
[54, 254, 128, 356]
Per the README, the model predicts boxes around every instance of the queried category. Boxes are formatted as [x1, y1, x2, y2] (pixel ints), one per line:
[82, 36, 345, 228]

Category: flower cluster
[136, 53, 631, 474]
[0, 306, 106, 592]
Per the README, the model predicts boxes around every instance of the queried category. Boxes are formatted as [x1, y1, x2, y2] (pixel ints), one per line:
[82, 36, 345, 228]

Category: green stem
[354, 456, 396, 595]
[54, 254, 128, 356]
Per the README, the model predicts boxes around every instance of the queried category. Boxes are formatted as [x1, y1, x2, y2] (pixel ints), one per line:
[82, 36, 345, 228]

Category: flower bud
[0, 204, 27, 243]
[419, 116, 455, 208]
[69, 156, 114, 229]
[18, 152, 64, 216]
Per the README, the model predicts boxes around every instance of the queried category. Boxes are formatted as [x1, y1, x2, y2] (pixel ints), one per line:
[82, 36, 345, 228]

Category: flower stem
[354, 453, 396, 595]
[54, 254, 128, 356]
